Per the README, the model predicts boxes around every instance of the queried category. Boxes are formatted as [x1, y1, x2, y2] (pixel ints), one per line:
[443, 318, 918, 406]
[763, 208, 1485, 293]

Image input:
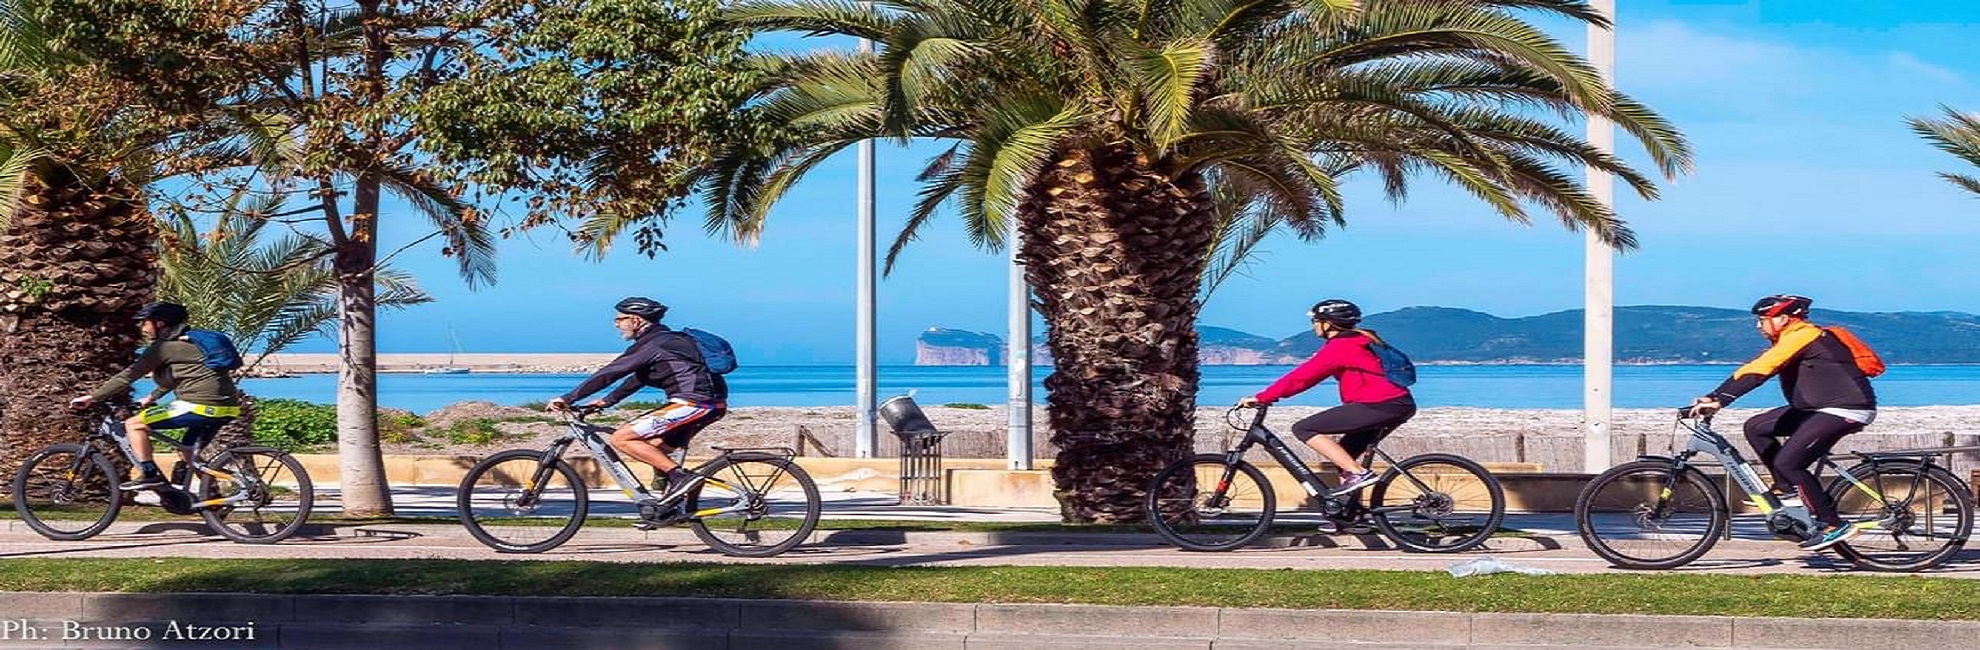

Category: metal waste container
[879, 395, 946, 505]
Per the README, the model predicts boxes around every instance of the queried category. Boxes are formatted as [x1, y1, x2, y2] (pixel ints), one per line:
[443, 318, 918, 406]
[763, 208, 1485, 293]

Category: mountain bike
[1575, 408, 1974, 571]
[455, 405, 822, 557]
[1144, 405, 1506, 552]
[11, 403, 314, 543]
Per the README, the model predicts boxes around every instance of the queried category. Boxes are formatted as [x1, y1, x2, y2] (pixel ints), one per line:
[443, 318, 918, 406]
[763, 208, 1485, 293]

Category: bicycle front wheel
[1575, 460, 1727, 569]
[457, 449, 589, 553]
[1830, 462, 1973, 572]
[1367, 454, 1506, 553]
[11, 443, 123, 541]
[687, 452, 821, 557]
[198, 446, 314, 543]
[1144, 454, 1276, 551]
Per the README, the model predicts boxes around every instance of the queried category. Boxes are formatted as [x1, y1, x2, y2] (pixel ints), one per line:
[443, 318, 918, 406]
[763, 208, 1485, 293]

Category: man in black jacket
[547, 297, 727, 502]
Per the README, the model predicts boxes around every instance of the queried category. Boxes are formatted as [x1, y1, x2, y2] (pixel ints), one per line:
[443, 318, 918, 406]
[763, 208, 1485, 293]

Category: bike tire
[198, 446, 315, 544]
[457, 449, 589, 553]
[1366, 453, 1506, 553]
[1829, 462, 1973, 572]
[687, 452, 822, 557]
[11, 443, 123, 541]
[1575, 460, 1727, 570]
[1144, 454, 1276, 552]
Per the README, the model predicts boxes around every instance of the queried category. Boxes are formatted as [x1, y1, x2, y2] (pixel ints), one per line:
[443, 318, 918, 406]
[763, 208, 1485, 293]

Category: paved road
[9, 487, 1980, 577]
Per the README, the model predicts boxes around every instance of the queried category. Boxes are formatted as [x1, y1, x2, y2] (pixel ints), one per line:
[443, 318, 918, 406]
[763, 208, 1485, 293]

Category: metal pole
[1007, 220, 1034, 470]
[1583, 0, 1616, 472]
[854, 35, 878, 460]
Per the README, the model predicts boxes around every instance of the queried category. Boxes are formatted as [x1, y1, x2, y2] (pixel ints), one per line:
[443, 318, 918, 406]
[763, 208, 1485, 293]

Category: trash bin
[879, 395, 946, 505]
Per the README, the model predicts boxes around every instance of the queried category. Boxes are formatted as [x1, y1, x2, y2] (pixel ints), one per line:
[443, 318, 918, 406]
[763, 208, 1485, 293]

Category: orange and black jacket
[1707, 320, 1876, 410]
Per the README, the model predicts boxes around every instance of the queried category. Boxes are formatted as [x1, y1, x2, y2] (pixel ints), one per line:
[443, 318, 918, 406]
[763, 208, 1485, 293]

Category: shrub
[943, 403, 991, 410]
[252, 399, 337, 452]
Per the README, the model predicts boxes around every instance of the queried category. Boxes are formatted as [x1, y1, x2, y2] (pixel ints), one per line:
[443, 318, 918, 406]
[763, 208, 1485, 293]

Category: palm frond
[375, 164, 497, 289]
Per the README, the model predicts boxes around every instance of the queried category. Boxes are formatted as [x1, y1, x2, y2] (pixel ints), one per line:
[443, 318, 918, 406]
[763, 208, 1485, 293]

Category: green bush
[380, 412, 426, 446]
[943, 403, 991, 410]
[252, 399, 337, 452]
[445, 418, 510, 446]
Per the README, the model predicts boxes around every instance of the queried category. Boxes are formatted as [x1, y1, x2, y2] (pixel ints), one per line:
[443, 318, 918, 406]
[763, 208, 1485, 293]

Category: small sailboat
[425, 325, 472, 374]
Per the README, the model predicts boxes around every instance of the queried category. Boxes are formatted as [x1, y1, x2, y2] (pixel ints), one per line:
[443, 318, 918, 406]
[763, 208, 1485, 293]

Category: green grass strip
[0, 559, 1974, 620]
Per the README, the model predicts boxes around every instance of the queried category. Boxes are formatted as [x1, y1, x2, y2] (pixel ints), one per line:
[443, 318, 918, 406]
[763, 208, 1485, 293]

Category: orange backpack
[1823, 326, 1886, 378]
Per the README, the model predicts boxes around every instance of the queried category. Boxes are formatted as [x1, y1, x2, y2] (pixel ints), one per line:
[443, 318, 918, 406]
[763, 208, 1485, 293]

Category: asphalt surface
[7, 487, 1978, 577]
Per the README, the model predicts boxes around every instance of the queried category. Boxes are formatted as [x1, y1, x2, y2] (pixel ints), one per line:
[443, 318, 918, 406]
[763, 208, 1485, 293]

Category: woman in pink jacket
[1238, 299, 1416, 497]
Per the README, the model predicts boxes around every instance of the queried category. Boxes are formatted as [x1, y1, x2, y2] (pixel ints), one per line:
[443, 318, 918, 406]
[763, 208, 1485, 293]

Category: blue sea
[234, 365, 1980, 414]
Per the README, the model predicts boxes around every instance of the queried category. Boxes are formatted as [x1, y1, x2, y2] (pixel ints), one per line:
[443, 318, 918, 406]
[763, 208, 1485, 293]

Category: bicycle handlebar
[1226, 404, 1270, 431]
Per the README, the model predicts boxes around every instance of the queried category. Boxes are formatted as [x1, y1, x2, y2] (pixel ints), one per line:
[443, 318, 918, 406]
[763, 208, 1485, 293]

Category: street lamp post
[854, 35, 878, 460]
[1584, 0, 1617, 472]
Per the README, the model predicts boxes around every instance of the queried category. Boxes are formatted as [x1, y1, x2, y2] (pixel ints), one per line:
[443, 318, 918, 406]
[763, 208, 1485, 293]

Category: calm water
[234, 365, 1980, 414]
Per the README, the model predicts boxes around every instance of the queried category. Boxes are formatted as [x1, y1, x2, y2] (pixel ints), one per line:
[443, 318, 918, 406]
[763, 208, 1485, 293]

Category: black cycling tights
[1743, 407, 1865, 528]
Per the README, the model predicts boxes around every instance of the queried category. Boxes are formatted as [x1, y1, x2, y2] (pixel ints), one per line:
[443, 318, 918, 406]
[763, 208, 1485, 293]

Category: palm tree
[667, 0, 1691, 521]
[156, 190, 434, 373]
[0, 5, 190, 478]
[155, 190, 434, 451]
[1910, 106, 1980, 197]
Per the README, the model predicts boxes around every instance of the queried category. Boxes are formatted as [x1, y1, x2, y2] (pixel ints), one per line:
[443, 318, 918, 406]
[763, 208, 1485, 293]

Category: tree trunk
[1020, 145, 1214, 523]
[334, 176, 391, 516]
[206, 392, 257, 456]
[0, 173, 157, 491]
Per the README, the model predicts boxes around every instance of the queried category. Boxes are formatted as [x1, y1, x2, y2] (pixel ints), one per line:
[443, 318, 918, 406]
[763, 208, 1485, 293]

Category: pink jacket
[1255, 332, 1410, 405]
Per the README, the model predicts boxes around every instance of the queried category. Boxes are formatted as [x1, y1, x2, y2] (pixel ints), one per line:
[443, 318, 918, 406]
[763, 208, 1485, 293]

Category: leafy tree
[39, 0, 764, 513]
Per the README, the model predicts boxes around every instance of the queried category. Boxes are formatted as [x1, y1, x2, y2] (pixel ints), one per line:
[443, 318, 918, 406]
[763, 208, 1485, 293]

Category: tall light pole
[1007, 221, 1034, 470]
[1584, 0, 1617, 472]
[854, 35, 878, 459]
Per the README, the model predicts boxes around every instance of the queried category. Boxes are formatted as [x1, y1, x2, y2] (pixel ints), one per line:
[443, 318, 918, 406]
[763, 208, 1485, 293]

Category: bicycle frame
[537, 413, 776, 520]
[1663, 416, 1901, 538]
[91, 412, 257, 511]
[1232, 408, 1409, 514]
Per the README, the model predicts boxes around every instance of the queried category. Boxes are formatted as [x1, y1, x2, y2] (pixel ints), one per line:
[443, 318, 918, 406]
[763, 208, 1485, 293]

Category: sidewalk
[11, 486, 1979, 577]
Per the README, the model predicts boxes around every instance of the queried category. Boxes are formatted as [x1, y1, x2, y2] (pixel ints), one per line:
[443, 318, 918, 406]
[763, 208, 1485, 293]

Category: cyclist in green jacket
[69, 303, 243, 490]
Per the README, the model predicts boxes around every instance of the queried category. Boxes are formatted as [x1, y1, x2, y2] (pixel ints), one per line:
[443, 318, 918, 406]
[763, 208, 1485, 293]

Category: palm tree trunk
[334, 176, 391, 516]
[0, 173, 156, 489]
[1021, 145, 1214, 522]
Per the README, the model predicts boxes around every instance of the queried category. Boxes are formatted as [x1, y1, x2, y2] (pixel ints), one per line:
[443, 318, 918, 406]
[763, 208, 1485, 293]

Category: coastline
[259, 353, 1980, 374]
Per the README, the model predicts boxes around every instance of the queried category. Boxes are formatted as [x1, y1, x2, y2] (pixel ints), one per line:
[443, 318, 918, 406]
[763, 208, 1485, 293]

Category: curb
[0, 592, 1966, 649]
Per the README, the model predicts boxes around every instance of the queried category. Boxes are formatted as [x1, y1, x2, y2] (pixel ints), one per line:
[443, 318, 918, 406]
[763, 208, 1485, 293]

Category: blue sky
[303, 1, 1980, 363]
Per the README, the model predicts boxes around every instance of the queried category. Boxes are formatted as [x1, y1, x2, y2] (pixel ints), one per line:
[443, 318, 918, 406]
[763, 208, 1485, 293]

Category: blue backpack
[679, 328, 737, 375]
[180, 329, 244, 372]
[1367, 340, 1416, 388]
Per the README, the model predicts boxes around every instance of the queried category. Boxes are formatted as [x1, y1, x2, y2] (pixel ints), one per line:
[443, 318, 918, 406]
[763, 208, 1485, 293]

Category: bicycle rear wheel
[199, 446, 314, 543]
[1367, 453, 1505, 552]
[1830, 462, 1973, 572]
[457, 449, 589, 553]
[1575, 460, 1727, 569]
[687, 452, 821, 557]
[1144, 454, 1276, 551]
[11, 443, 122, 541]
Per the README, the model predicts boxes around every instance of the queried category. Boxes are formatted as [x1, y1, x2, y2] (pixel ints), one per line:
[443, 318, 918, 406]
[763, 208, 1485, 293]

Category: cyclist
[1238, 299, 1416, 508]
[547, 297, 727, 510]
[68, 302, 242, 491]
[1690, 294, 1876, 551]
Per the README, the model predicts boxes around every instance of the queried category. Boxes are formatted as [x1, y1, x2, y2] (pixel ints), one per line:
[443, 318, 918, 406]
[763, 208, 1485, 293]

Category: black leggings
[1743, 407, 1865, 527]
[1290, 398, 1417, 461]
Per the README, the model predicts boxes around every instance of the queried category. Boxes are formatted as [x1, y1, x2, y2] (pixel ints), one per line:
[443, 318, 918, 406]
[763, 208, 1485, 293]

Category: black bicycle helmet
[1750, 294, 1812, 318]
[1308, 299, 1362, 326]
[614, 296, 668, 322]
[133, 302, 189, 325]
